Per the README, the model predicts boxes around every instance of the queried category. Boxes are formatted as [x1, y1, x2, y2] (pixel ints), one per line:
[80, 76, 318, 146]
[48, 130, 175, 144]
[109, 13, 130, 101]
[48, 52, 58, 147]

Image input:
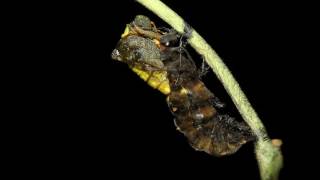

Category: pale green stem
[136, 0, 283, 179]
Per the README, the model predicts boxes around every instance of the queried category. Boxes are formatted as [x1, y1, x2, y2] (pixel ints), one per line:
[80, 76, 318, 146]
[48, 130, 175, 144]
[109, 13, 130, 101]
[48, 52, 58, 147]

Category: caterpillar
[111, 15, 255, 156]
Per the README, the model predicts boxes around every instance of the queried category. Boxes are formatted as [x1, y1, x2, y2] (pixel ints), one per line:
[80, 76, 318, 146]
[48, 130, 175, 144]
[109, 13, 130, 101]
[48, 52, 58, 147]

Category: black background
[26, 0, 317, 179]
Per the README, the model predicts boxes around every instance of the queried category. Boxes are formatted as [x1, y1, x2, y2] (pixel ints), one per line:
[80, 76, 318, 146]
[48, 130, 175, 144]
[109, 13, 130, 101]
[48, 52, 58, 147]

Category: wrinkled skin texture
[111, 15, 255, 156]
[162, 47, 255, 156]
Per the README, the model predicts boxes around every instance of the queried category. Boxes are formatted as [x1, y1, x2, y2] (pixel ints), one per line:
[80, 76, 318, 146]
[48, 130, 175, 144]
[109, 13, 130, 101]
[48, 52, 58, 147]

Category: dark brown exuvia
[112, 15, 255, 156]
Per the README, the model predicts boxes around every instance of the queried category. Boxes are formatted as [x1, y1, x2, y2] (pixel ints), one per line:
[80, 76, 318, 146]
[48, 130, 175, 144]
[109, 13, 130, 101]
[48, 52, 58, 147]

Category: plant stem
[136, 0, 283, 179]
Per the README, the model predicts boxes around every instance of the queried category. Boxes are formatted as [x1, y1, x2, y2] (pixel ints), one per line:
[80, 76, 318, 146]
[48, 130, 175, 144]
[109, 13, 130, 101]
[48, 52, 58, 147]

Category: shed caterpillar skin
[161, 45, 255, 156]
[111, 15, 255, 156]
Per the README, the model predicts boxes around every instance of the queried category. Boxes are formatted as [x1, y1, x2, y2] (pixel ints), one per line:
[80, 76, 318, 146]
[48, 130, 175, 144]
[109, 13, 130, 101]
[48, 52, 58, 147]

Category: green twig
[136, 0, 283, 179]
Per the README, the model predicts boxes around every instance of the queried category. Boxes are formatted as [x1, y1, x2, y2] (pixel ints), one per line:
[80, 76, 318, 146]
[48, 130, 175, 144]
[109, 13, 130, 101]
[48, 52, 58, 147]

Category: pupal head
[111, 48, 122, 61]
[111, 37, 139, 64]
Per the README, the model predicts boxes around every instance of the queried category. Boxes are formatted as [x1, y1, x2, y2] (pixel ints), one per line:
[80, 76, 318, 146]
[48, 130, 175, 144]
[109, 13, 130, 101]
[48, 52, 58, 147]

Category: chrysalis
[111, 15, 255, 156]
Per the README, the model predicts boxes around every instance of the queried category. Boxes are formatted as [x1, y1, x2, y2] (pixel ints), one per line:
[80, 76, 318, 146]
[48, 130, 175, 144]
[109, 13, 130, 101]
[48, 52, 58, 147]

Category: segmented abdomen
[163, 49, 254, 156]
[111, 15, 255, 156]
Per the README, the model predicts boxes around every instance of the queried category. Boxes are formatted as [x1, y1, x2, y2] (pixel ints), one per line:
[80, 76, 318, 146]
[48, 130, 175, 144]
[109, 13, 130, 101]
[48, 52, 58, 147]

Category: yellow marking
[153, 39, 161, 47]
[157, 80, 170, 95]
[120, 25, 170, 95]
[180, 88, 189, 95]
[131, 67, 171, 95]
[131, 67, 150, 81]
[121, 25, 131, 38]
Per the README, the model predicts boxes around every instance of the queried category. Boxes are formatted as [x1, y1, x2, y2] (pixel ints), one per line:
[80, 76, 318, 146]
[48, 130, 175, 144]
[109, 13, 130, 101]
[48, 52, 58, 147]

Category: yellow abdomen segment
[131, 67, 171, 95]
